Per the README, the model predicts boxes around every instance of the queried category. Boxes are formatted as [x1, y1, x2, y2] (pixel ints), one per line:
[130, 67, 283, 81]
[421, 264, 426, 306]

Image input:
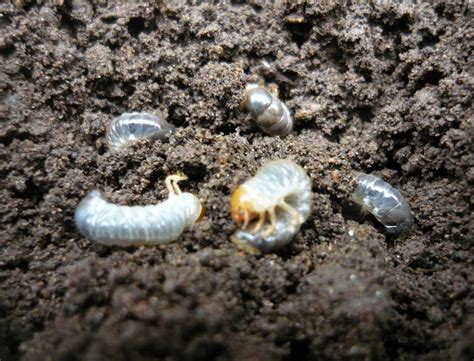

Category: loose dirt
[0, 2, 472, 360]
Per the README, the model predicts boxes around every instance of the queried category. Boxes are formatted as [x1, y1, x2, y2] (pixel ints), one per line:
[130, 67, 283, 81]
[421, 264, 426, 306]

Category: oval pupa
[241, 83, 293, 136]
[352, 173, 413, 235]
[106, 112, 175, 151]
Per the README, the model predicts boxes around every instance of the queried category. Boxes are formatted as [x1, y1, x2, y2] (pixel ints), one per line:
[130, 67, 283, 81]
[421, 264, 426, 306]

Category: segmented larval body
[106, 112, 175, 151]
[230, 160, 312, 254]
[75, 176, 202, 246]
[352, 173, 413, 235]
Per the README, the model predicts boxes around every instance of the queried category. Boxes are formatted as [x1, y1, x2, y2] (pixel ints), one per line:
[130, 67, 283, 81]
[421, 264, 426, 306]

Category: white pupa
[352, 173, 413, 235]
[106, 112, 175, 152]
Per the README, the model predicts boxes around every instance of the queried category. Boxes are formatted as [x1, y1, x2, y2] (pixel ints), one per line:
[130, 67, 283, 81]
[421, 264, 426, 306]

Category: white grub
[230, 160, 312, 254]
[106, 112, 175, 151]
[241, 83, 293, 136]
[352, 173, 413, 235]
[74, 175, 202, 246]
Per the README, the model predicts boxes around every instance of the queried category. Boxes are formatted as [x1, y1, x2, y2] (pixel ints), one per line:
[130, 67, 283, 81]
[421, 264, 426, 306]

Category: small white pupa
[106, 112, 175, 152]
[352, 173, 413, 235]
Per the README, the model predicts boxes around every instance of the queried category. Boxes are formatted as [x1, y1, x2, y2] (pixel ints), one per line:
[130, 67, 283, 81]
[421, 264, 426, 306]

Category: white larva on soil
[352, 173, 413, 235]
[241, 83, 293, 136]
[230, 160, 312, 254]
[74, 175, 203, 246]
[106, 112, 175, 151]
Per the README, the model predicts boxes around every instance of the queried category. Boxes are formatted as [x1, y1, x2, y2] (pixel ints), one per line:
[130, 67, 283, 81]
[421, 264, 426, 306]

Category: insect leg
[279, 201, 302, 226]
[165, 174, 188, 195]
[252, 211, 267, 234]
[263, 207, 277, 237]
[242, 210, 250, 230]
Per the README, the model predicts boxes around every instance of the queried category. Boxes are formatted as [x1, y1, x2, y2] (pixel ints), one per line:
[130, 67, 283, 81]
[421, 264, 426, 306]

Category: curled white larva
[241, 83, 293, 136]
[230, 160, 312, 254]
[74, 175, 203, 246]
[352, 173, 413, 235]
[106, 112, 175, 151]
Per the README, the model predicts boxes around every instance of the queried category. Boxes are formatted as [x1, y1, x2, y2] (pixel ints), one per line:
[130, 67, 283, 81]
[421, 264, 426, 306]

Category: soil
[0, 1, 473, 361]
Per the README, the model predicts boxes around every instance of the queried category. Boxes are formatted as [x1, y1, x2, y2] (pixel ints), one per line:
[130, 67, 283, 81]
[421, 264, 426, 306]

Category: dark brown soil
[1, 1, 473, 360]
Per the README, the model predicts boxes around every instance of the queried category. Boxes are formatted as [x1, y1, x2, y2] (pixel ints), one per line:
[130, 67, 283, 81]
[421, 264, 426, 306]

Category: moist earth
[0, 1, 473, 360]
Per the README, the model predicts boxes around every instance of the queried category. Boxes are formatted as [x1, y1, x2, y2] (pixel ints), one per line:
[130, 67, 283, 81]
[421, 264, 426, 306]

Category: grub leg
[279, 201, 301, 226]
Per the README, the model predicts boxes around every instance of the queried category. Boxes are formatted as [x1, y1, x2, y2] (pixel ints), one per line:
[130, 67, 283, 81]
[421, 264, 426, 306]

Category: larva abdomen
[75, 177, 202, 246]
[352, 173, 413, 235]
[241, 84, 293, 136]
[106, 112, 175, 151]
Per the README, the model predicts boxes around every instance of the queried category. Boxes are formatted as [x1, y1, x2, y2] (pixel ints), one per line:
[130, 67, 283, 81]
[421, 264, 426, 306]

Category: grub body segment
[75, 176, 202, 246]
